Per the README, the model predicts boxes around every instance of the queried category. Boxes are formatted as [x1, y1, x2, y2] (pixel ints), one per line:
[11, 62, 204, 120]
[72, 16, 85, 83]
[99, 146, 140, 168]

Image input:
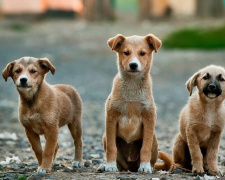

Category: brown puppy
[2, 57, 83, 174]
[101, 34, 172, 173]
[173, 65, 225, 175]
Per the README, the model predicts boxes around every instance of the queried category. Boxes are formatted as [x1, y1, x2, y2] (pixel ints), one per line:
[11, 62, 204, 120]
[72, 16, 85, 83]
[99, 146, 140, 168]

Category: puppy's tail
[154, 151, 173, 171]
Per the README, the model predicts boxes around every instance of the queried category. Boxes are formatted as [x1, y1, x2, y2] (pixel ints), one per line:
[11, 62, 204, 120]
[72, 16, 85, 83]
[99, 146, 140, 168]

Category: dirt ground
[0, 17, 225, 179]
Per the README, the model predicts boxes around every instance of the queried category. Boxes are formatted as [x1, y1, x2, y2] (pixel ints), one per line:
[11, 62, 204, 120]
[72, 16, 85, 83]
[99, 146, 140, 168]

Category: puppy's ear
[38, 58, 55, 75]
[145, 34, 162, 53]
[186, 72, 200, 96]
[2, 61, 15, 82]
[107, 34, 126, 51]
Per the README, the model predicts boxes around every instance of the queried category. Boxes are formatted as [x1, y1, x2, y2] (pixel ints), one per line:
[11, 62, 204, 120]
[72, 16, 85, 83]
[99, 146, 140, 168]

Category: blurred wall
[0, 0, 83, 14]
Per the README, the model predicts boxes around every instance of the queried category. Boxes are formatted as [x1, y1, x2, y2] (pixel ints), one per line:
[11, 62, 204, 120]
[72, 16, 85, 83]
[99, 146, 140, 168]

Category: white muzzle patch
[129, 57, 141, 71]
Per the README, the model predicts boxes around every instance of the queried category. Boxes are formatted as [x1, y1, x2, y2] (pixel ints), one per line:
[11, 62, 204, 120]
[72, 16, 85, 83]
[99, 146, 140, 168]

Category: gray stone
[84, 160, 91, 167]
[83, 154, 92, 160]
[92, 159, 103, 165]
[171, 168, 183, 174]
[63, 166, 72, 172]
[160, 176, 168, 180]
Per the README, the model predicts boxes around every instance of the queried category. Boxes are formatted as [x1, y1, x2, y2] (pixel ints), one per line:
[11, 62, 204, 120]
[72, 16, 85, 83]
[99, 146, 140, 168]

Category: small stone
[12, 164, 19, 171]
[195, 175, 201, 180]
[160, 176, 168, 180]
[96, 164, 105, 173]
[130, 175, 138, 180]
[84, 161, 91, 167]
[151, 178, 160, 180]
[83, 154, 92, 160]
[171, 168, 183, 174]
[4, 173, 15, 180]
[63, 166, 72, 172]
[92, 159, 103, 165]
[221, 160, 225, 166]
[218, 156, 221, 162]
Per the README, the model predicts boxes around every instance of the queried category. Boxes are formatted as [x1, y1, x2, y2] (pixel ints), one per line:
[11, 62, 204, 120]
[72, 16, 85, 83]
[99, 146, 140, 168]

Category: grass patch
[163, 25, 225, 49]
[9, 22, 29, 32]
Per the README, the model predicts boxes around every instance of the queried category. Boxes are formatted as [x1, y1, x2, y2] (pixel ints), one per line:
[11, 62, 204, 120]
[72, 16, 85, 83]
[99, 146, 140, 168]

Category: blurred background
[0, 0, 225, 177]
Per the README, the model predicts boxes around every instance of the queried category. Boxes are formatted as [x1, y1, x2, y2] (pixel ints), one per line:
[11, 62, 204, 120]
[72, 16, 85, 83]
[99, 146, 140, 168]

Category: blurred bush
[163, 25, 225, 49]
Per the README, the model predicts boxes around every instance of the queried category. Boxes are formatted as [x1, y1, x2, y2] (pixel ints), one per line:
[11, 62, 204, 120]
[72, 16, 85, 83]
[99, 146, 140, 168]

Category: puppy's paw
[138, 162, 153, 173]
[192, 165, 204, 175]
[72, 161, 85, 168]
[37, 167, 47, 175]
[208, 168, 220, 176]
[105, 161, 118, 172]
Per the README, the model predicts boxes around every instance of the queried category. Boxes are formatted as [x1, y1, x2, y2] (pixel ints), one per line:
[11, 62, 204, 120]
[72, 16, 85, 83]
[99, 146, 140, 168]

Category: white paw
[138, 162, 153, 173]
[37, 167, 47, 175]
[72, 161, 84, 168]
[105, 161, 118, 172]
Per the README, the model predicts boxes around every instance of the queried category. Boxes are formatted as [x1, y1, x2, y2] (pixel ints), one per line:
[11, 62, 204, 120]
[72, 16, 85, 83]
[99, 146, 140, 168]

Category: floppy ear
[107, 34, 126, 51]
[145, 34, 162, 53]
[38, 58, 55, 75]
[2, 61, 15, 82]
[186, 72, 200, 96]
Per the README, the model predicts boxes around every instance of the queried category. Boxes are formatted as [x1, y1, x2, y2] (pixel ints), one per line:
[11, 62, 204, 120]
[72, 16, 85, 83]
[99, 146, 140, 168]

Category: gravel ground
[0, 18, 225, 179]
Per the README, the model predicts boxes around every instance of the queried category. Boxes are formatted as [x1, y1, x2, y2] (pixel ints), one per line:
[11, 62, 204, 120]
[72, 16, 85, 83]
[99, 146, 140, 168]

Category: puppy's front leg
[39, 128, 58, 173]
[186, 126, 204, 174]
[25, 128, 43, 166]
[105, 112, 119, 172]
[138, 109, 156, 173]
[206, 132, 221, 175]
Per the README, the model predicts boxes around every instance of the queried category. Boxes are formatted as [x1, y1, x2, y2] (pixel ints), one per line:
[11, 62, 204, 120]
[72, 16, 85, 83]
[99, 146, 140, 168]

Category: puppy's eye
[203, 74, 210, 80]
[219, 75, 225, 81]
[15, 69, 21, 74]
[140, 51, 146, 56]
[124, 51, 130, 56]
[30, 69, 36, 74]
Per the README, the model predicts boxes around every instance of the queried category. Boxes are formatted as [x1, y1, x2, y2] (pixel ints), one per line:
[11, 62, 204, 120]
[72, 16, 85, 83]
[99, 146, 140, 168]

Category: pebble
[63, 166, 73, 172]
[152, 178, 160, 180]
[92, 159, 103, 165]
[221, 160, 225, 166]
[171, 168, 183, 174]
[195, 175, 202, 180]
[83, 154, 92, 160]
[160, 176, 168, 180]
[84, 160, 91, 167]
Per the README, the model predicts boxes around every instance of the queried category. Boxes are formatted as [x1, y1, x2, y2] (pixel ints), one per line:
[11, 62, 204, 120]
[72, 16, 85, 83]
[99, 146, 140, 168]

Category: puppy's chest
[117, 102, 143, 143]
[20, 113, 44, 135]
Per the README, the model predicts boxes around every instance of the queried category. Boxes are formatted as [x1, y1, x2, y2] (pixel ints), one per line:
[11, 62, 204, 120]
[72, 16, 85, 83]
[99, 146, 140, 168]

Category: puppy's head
[107, 34, 161, 75]
[2, 57, 55, 93]
[186, 65, 225, 99]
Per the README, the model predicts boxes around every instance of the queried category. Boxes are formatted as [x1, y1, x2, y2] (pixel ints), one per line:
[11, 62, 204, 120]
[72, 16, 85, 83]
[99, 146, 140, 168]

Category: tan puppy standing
[101, 34, 172, 173]
[173, 65, 225, 175]
[2, 57, 83, 174]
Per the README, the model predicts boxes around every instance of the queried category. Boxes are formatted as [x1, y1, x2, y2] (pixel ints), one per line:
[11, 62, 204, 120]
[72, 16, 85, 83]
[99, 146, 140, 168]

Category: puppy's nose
[129, 63, 138, 70]
[20, 78, 28, 84]
[208, 83, 216, 90]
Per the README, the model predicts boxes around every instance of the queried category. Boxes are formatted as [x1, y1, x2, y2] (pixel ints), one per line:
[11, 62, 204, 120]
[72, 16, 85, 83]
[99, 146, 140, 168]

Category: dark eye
[124, 51, 130, 56]
[203, 74, 210, 80]
[15, 69, 21, 74]
[219, 75, 225, 81]
[140, 51, 146, 56]
[30, 69, 36, 74]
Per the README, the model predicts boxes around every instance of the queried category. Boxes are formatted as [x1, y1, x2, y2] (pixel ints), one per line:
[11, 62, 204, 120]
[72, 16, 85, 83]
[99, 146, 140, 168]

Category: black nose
[20, 78, 28, 84]
[208, 83, 216, 90]
[129, 63, 138, 70]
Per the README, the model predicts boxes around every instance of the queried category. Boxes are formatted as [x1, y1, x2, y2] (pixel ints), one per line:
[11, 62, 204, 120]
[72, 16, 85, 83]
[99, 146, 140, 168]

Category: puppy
[2, 57, 83, 174]
[173, 65, 225, 175]
[101, 34, 172, 173]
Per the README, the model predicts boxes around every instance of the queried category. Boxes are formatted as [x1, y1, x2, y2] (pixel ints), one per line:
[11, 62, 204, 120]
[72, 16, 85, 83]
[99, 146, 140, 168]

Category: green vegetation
[163, 25, 225, 49]
[9, 22, 29, 32]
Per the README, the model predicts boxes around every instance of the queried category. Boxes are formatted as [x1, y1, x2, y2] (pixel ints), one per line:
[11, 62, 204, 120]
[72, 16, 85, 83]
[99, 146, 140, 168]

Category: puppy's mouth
[127, 70, 140, 74]
[203, 89, 222, 99]
[17, 85, 32, 89]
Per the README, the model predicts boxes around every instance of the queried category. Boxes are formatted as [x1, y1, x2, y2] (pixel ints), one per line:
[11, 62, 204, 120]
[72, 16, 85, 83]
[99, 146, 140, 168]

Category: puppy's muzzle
[203, 82, 222, 98]
[18, 77, 31, 88]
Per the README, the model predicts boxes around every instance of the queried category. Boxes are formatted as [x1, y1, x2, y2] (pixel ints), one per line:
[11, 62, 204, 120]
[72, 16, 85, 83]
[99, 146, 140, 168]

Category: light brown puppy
[101, 34, 172, 173]
[2, 57, 83, 174]
[173, 65, 225, 175]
